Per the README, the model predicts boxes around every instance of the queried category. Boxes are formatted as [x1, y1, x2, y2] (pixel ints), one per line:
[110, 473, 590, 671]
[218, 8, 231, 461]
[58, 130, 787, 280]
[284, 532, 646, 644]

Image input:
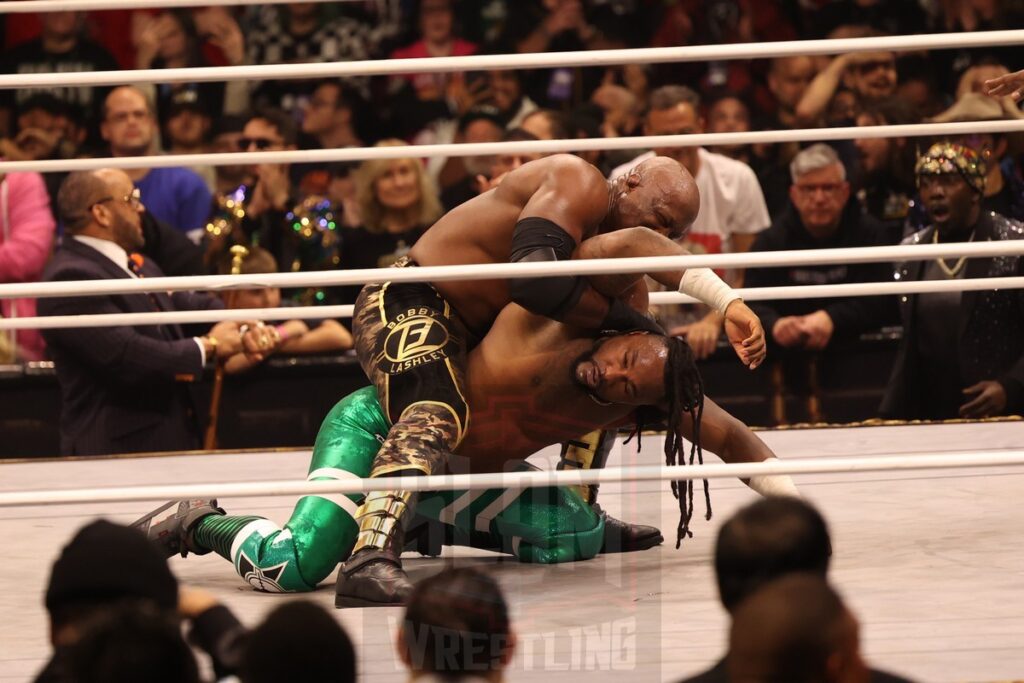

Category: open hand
[984, 69, 1024, 101]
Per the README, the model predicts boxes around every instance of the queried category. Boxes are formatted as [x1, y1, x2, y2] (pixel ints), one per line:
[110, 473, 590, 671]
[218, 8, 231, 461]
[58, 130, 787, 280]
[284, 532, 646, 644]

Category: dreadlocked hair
[629, 335, 710, 548]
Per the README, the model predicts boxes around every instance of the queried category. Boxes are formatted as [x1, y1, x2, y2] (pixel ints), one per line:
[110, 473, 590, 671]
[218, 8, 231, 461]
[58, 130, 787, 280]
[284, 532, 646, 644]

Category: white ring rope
[0, 30, 1021, 90]
[1, 240, 1019, 302]
[0, 0, 347, 12]
[2, 276, 1022, 331]
[2, 450, 1023, 508]
[3, 120, 1024, 175]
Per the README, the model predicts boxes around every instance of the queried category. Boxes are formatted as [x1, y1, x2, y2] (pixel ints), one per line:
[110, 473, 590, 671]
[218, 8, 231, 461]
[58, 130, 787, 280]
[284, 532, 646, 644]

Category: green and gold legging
[192, 386, 605, 592]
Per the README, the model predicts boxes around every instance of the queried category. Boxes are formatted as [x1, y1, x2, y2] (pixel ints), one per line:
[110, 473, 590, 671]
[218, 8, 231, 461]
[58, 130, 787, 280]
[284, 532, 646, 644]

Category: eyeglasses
[92, 188, 143, 211]
[794, 183, 844, 195]
[239, 137, 284, 150]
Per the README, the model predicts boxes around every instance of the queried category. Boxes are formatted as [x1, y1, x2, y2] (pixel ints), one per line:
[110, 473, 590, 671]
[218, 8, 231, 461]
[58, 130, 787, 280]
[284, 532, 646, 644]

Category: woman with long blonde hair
[337, 140, 443, 304]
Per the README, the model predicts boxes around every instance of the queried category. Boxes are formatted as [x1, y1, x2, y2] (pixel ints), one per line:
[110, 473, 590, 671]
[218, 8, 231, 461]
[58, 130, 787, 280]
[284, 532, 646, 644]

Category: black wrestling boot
[133, 499, 224, 558]
[334, 547, 414, 608]
[335, 490, 416, 608]
[595, 503, 664, 553]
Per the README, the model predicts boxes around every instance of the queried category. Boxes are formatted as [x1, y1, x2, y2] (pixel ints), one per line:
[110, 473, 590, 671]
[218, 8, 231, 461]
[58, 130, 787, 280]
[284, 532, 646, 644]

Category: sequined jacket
[880, 211, 1024, 419]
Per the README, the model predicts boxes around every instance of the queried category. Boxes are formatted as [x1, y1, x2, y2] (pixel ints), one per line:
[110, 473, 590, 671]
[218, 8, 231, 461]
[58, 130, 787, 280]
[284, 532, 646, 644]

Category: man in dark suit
[39, 169, 278, 456]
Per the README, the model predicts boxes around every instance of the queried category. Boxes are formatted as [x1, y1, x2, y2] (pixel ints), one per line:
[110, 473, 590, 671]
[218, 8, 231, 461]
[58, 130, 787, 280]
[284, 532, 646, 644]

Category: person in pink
[0, 169, 56, 361]
[390, 0, 477, 104]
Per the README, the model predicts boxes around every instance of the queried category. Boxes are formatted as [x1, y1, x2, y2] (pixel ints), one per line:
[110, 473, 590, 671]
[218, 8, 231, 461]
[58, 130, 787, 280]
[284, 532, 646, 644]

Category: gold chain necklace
[932, 228, 975, 278]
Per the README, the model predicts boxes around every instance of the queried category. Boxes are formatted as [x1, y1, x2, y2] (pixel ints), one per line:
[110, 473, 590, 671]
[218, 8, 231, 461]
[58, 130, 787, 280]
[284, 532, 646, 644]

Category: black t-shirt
[0, 38, 119, 125]
[336, 224, 427, 305]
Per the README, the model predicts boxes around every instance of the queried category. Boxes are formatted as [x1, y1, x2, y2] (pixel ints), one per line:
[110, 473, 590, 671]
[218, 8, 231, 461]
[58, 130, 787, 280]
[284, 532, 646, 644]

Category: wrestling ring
[1, 9, 1023, 681]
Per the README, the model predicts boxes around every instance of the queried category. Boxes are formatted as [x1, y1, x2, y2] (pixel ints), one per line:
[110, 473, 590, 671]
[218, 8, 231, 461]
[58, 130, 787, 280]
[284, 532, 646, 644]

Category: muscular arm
[677, 396, 776, 465]
[507, 156, 627, 328]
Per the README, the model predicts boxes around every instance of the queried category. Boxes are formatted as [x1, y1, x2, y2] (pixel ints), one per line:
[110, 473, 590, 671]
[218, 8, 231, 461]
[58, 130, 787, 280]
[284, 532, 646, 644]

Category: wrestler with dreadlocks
[137, 229, 796, 605]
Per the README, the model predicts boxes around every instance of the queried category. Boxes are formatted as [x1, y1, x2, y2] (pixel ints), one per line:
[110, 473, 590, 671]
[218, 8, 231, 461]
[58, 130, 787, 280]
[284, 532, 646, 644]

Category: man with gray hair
[742, 144, 894, 419]
[609, 85, 770, 359]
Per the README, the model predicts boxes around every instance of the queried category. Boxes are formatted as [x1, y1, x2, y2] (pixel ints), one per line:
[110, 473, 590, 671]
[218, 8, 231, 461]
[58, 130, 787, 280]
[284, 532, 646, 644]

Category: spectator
[443, 69, 540, 135]
[679, 496, 913, 683]
[336, 141, 443, 304]
[499, 0, 609, 108]
[0, 168, 57, 362]
[240, 601, 356, 683]
[389, 0, 478, 139]
[1, 94, 87, 221]
[1, 93, 86, 164]
[301, 80, 367, 152]
[765, 56, 817, 130]
[705, 92, 753, 162]
[520, 108, 573, 142]
[246, 4, 372, 113]
[488, 127, 543, 182]
[758, 57, 819, 220]
[0, 11, 118, 137]
[609, 85, 770, 356]
[398, 568, 514, 682]
[796, 48, 898, 126]
[211, 108, 332, 279]
[881, 142, 1024, 421]
[100, 86, 213, 239]
[132, 10, 246, 128]
[209, 114, 252, 196]
[744, 145, 894, 422]
[439, 107, 506, 210]
[591, 82, 641, 138]
[297, 80, 370, 197]
[810, 0, 926, 38]
[65, 602, 200, 683]
[727, 574, 871, 683]
[853, 97, 922, 237]
[163, 90, 215, 192]
[38, 519, 245, 683]
[930, 92, 1024, 221]
[37, 170, 268, 455]
[216, 246, 353, 374]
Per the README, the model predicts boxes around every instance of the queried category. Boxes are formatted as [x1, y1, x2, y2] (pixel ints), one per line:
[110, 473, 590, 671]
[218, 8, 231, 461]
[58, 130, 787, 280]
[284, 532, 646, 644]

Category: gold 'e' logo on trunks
[383, 314, 450, 364]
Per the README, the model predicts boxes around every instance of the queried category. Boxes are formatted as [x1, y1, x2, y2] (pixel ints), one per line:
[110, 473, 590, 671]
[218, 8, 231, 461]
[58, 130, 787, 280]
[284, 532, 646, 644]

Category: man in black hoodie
[745, 144, 895, 356]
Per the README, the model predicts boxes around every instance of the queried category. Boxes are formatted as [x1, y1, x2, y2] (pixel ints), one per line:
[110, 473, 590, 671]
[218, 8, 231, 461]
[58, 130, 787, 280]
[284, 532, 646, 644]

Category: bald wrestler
[345, 153, 767, 604]
[138, 233, 791, 606]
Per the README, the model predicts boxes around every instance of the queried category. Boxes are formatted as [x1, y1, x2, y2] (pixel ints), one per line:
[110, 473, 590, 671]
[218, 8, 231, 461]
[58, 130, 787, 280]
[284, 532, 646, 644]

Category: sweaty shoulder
[506, 154, 609, 230]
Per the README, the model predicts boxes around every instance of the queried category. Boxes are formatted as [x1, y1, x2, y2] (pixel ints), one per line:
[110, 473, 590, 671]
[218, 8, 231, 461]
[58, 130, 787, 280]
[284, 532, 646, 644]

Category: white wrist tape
[678, 268, 741, 315]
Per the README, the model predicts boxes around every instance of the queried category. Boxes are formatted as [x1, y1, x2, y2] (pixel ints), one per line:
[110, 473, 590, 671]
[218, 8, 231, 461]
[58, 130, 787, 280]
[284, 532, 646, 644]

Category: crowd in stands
[1, 0, 1024, 444]
[38, 496, 915, 682]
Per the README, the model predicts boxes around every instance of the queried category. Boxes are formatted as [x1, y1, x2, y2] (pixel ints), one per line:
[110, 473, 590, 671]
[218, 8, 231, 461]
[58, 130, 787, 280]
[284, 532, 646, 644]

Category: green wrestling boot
[133, 499, 224, 559]
[334, 490, 415, 608]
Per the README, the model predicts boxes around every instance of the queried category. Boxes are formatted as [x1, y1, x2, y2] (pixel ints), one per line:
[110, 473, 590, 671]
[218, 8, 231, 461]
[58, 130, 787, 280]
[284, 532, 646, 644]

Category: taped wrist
[678, 267, 740, 315]
[508, 217, 588, 318]
[601, 297, 663, 334]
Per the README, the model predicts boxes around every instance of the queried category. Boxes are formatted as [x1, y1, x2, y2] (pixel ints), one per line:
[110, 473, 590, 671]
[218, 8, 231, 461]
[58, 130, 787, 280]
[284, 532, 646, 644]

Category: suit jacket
[880, 212, 1024, 419]
[38, 238, 223, 456]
